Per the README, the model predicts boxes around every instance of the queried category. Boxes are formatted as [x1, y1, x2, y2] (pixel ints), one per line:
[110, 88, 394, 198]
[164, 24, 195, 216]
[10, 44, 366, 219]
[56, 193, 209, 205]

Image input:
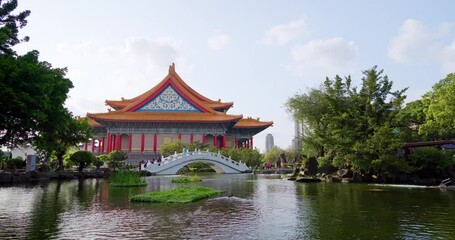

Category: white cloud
[208, 34, 231, 51]
[123, 36, 182, 71]
[56, 36, 190, 116]
[57, 36, 185, 73]
[262, 19, 309, 45]
[287, 37, 358, 77]
[388, 19, 447, 64]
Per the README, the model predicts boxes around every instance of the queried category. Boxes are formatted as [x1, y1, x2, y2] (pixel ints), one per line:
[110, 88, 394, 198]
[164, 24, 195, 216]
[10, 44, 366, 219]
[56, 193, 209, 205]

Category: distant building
[292, 119, 303, 151]
[265, 134, 274, 152]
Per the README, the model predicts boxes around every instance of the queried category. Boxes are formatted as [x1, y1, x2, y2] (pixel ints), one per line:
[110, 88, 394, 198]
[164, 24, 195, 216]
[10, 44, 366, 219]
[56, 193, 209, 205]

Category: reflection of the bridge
[142, 150, 250, 175]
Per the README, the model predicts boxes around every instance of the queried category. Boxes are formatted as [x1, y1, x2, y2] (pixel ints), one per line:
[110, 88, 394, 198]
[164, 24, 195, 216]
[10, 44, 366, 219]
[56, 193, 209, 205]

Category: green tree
[395, 100, 426, 141]
[0, 51, 73, 147]
[186, 140, 209, 152]
[0, 2, 75, 149]
[33, 114, 92, 171]
[160, 140, 184, 156]
[287, 66, 408, 178]
[407, 147, 455, 179]
[0, 0, 30, 55]
[69, 150, 95, 172]
[108, 150, 127, 170]
[96, 154, 109, 170]
[223, 147, 262, 168]
[262, 146, 283, 165]
[286, 88, 329, 158]
[419, 73, 455, 140]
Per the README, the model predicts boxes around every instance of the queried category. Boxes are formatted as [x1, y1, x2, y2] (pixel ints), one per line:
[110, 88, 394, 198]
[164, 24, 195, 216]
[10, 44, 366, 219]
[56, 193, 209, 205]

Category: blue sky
[13, 0, 455, 152]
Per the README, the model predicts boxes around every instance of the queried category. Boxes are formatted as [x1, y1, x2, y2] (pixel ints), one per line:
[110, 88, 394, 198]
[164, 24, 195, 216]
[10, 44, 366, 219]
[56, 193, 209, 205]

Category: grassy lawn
[130, 186, 222, 203]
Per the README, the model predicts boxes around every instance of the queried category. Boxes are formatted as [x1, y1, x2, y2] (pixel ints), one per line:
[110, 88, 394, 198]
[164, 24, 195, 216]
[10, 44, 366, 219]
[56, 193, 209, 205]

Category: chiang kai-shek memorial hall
[85, 63, 273, 162]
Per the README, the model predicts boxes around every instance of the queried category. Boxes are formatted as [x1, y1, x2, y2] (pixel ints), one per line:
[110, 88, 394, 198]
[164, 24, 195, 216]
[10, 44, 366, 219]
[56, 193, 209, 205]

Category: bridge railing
[141, 150, 248, 171]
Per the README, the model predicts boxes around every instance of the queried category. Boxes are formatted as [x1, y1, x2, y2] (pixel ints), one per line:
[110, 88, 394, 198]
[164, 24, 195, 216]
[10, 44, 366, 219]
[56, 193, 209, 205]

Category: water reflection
[0, 175, 454, 239]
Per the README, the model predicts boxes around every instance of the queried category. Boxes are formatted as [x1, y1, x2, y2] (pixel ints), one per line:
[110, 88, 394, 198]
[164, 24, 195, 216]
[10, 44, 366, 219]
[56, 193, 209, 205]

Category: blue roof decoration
[136, 85, 202, 112]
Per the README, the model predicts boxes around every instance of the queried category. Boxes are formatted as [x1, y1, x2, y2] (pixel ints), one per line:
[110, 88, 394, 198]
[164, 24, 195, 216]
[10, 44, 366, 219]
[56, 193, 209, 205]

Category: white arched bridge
[141, 151, 251, 175]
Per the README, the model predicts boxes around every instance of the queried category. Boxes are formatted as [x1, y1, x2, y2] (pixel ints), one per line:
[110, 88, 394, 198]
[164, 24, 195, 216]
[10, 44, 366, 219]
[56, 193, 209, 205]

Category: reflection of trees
[26, 181, 65, 239]
[295, 183, 455, 239]
[26, 179, 100, 239]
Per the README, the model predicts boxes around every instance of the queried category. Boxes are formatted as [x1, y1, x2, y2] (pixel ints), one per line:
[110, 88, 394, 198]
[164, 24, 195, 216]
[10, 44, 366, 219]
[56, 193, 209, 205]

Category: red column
[222, 134, 226, 149]
[117, 134, 121, 151]
[101, 137, 105, 153]
[128, 133, 132, 152]
[213, 134, 217, 148]
[84, 142, 88, 151]
[190, 134, 194, 144]
[246, 140, 249, 149]
[111, 134, 115, 152]
[140, 133, 145, 153]
[202, 134, 206, 144]
[106, 134, 110, 153]
[109, 134, 113, 153]
[112, 135, 116, 151]
[235, 138, 238, 148]
[178, 133, 182, 141]
[250, 137, 253, 149]
[153, 133, 157, 154]
[91, 139, 96, 152]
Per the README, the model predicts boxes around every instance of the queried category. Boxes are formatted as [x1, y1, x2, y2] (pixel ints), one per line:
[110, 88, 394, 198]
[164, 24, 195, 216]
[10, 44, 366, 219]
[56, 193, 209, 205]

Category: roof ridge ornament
[169, 62, 176, 74]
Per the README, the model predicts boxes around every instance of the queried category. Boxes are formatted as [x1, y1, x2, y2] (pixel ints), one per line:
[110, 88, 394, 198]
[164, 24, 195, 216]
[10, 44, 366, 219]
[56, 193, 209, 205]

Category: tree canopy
[287, 66, 410, 177]
[0, 0, 30, 55]
[419, 73, 455, 140]
[0, 0, 91, 165]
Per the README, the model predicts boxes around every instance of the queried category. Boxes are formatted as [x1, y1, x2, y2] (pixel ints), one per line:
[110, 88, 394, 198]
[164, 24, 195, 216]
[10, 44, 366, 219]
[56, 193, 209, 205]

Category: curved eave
[87, 112, 243, 123]
[210, 102, 233, 110]
[105, 100, 133, 108]
[86, 118, 103, 127]
[233, 119, 274, 129]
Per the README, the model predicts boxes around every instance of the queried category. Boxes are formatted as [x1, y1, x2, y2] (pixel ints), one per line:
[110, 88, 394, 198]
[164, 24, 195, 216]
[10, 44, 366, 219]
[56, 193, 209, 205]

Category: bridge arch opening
[176, 162, 216, 174]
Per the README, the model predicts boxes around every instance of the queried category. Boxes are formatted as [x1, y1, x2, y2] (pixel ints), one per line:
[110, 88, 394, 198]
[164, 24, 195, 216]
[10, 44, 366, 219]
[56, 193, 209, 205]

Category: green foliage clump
[221, 147, 262, 168]
[69, 150, 96, 172]
[262, 146, 283, 164]
[94, 154, 108, 170]
[160, 140, 184, 156]
[108, 150, 127, 170]
[6, 157, 24, 170]
[130, 186, 222, 203]
[171, 175, 202, 183]
[419, 73, 455, 140]
[160, 140, 261, 168]
[110, 170, 146, 187]
[0, 1, 91, 166]
[408, 147, 455, 178]
[286, 66, 408, 178]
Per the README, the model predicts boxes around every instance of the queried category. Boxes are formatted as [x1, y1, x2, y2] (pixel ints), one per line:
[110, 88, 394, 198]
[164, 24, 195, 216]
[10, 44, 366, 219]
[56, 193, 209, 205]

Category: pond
[0, 174, 454, 239]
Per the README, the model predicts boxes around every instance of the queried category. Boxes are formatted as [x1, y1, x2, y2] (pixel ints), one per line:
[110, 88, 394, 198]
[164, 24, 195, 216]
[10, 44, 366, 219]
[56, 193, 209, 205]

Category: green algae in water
[130, 186, 222, 203]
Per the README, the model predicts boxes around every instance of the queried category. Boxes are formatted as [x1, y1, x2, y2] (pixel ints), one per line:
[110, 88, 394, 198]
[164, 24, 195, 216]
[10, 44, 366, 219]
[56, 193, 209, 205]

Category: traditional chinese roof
[105, 63, 233, 111]
[87, 64, 272, 130]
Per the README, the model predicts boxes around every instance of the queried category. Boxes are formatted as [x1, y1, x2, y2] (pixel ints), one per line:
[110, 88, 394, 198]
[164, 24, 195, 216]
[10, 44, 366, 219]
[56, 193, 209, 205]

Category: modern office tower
[265, 133, 274, 152]
[292, 119, 302, 151]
